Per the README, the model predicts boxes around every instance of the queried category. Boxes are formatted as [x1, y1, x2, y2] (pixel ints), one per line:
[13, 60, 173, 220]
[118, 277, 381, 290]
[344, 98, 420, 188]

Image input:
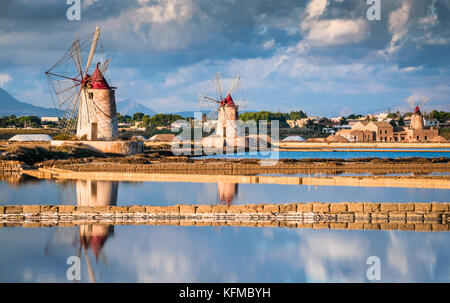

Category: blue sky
[0, 0, 449, 116]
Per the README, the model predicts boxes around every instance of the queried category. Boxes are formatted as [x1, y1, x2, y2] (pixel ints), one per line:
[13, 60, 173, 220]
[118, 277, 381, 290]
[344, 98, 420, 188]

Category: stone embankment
[42, 160, 450, 175]
[0, 160, 22, 172]
[1, 202, 449, 232]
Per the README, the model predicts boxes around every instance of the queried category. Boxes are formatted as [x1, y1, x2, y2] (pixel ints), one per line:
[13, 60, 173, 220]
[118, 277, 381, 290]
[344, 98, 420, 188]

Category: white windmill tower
[46, 26, 118, 141]
[198, 73, 248, 148]
[406, 95, 428, 130]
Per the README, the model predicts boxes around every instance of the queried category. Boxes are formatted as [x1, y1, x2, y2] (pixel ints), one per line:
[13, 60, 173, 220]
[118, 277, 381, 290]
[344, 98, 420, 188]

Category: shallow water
[199, 150, 450, 160]
[1, 178, 449, 205]
[1, 225, 449, 282]
[1, 174, 449, 283]
[257, 172, 450, 177]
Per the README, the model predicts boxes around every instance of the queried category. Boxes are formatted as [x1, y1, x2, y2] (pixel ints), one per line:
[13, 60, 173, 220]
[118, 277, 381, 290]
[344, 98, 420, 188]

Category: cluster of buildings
[333, 107, 444, 143]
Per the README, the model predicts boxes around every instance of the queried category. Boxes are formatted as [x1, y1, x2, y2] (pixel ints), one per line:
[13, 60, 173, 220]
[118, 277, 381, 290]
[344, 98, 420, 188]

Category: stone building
[336, 106, 439, 142]
[393, 107, 439, 142]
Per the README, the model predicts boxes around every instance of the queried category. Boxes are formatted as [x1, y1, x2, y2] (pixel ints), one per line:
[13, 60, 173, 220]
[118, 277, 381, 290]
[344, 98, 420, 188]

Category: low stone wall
[50, 140, 144, 155]
[1, 202, 449, 232]
[0, 160, 22, 172]
[43, 161, 450, 178]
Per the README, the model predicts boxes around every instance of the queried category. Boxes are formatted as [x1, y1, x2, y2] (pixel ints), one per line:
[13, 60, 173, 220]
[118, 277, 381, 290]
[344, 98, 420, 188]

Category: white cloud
[132, 0, 194, 26]
[300, 0, 368, 47]
[0, 73, 12, 87]
[419, 14, 437, 26]
[163, 62, 211, 87]
[83, 0, 99, 8]
[302, 19, 368, 46]
[262, 39, 276, 50]
[385, 1, 411, 55]
[419, 0, 437, 26]
[296, 232, 367, 282]
[96, 0, 197, 51]
[305, 0, 328, 19]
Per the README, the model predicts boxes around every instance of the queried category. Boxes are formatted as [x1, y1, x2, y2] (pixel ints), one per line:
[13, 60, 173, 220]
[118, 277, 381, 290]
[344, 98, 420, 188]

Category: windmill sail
[45, 26, 115, 137]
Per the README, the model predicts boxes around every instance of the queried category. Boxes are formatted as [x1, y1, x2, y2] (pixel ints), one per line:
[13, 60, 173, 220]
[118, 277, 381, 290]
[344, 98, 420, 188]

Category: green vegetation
[52, 133, 76, 140]
[440, 127, 450, 140]
[117, 113, 133, 124]
[428, 110, 450, 122]
[148, 114, 185, 127]
[239, 111, 290, 128]
[144, 126, 176, 138]
[0, 115, 49, 128]
[288, 110, 307, 120]
[346, 114, 364, 120]
[118, 112, 186, 128]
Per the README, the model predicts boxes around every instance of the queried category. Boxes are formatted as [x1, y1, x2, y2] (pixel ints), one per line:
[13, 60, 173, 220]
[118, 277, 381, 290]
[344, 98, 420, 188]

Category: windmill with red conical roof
[198, 73, 248, 145]
[405, 95, 428, 130]
[45, 26, 118, 140]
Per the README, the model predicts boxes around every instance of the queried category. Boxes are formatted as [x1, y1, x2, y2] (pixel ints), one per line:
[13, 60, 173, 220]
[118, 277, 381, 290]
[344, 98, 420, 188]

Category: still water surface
[200, 150, 450, 160]
[1, 177, 449, 205]
[1, 225, 449, 282]
[1, 175, 449, 282]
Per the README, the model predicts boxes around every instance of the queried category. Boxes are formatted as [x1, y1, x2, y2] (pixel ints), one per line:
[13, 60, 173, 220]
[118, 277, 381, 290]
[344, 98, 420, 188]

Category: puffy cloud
[305, 0, 328, 19]
[1, 0, 449, 115]
[300, 0, 368, 46]
[131, 0, 194, 26]
[419, 0, 437, 26]
[0, 73, 12, 87]
[385, 1, 411, 55]
[262, 38, 276, 50]
[301, 18, 368, 46]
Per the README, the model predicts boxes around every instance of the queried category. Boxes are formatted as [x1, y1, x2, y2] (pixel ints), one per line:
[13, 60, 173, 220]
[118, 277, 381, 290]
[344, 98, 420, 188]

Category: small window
[88, 92, 94, 99]
[425, 136, 427, 141]
[385, 130, 387, 134]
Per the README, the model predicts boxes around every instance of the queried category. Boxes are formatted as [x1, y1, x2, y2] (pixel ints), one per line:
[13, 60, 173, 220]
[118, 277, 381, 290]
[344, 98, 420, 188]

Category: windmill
[45, 26, 118, 140]
[198, 73, 248, 142]
[405, 94, 428, 130]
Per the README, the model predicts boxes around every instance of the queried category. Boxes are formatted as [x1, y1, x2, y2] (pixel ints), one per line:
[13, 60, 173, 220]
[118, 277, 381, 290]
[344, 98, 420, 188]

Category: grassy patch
[440, 127, 450, 140]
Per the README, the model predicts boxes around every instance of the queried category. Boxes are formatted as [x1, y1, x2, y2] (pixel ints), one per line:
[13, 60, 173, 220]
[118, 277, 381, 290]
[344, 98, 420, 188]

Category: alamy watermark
[367, 0, 381, 21]
[66, 0, 81, 21]
[366, 256, 381, 281]
[66, 256, 81, 281]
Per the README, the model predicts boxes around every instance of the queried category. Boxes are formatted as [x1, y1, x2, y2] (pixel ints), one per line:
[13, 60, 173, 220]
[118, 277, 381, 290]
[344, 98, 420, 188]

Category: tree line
[0, 115, 53, 128]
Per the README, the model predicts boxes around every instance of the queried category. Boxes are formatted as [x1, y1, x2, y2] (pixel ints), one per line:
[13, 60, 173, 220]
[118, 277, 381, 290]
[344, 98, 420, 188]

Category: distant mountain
[116, 98, 156, 116]
[0, 87, 61, 117]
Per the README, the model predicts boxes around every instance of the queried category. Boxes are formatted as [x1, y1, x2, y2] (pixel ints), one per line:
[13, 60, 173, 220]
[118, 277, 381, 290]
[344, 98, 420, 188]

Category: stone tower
[216, 94, 238, 141]
[410, 106, 424, 130]
[77, 64, 119, 140]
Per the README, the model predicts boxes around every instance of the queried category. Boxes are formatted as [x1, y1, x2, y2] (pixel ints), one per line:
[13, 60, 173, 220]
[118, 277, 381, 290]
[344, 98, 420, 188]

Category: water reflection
[217, 182, 238, 205]
[76, 180, 118, 207]
[1, 178, 448, 205]
[1, 226, 449, 282]
[72, 180, 118, 282]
